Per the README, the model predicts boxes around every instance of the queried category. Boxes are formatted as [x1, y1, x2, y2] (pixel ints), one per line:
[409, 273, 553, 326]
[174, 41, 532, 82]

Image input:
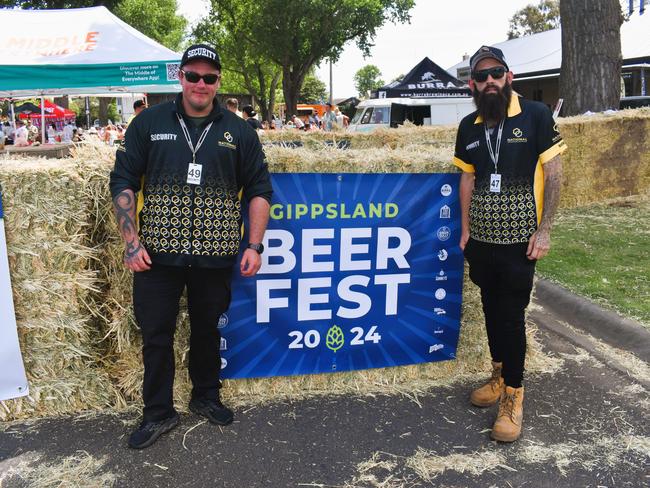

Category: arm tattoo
[539, 155, 562, 233]
[113, 190, 143, 260]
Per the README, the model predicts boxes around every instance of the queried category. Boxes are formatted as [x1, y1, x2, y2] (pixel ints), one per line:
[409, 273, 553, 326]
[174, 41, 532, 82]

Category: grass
[537, 192, 650, 327]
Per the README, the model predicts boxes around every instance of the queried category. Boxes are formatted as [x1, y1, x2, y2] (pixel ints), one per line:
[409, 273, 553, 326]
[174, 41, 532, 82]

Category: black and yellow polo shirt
[453, 96, 566, 244]
[110, 93, 273, 269]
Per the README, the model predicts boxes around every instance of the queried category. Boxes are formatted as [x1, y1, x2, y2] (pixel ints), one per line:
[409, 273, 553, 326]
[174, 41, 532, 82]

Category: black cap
[133, 100, 146, 110]
[242, 105, 256, 117]
[470, 45, 509, 72]
[181, 43, 221, 70]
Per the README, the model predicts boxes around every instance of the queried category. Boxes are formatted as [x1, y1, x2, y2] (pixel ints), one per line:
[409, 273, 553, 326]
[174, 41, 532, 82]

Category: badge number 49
[187, 163, 202, 185]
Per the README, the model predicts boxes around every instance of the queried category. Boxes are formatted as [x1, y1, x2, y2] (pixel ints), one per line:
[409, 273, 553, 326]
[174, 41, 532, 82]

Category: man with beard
[453, 46, 565, 442]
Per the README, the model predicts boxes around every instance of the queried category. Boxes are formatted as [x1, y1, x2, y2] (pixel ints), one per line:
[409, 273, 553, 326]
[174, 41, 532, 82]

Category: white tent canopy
[0, 6, 182, 97]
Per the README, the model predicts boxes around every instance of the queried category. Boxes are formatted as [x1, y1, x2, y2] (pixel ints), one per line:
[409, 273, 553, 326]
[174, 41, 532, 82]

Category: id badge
[187, 163, 202, 185]
[490, 173, 502, 193]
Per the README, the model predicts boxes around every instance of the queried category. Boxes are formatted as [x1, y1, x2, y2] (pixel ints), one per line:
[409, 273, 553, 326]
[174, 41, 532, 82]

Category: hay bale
[261, 124, 457, 149]
[556, 108, 650, 208]
[10, 113, 631, 419]
[82, 144, 541, 414]
[77, 143, 492, 413]
[0, 156, 121, 420]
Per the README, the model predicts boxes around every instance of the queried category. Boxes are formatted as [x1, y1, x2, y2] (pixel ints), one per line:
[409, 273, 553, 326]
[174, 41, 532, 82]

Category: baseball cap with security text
[180, 43, 222, 70]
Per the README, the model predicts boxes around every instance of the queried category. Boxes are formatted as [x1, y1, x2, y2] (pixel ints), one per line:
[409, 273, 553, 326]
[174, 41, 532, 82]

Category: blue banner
[220, 173, 463, 379]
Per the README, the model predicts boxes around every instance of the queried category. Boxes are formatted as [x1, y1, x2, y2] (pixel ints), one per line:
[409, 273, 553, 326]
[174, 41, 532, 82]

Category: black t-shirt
[453, 96, 566, 244]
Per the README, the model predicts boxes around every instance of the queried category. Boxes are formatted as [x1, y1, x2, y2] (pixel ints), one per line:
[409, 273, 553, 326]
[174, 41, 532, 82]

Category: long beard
[473, 83, 512, 124]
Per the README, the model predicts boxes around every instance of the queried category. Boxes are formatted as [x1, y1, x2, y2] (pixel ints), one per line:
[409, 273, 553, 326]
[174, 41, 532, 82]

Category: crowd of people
[0, 119, 124, 147]
[0, 99, 150, 149]
[1, 97, 350, 151]
[224, 97, 349, 132]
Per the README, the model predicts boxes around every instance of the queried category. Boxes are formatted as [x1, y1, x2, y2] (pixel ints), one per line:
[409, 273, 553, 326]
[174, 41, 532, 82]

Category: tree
[354, 64, 384, 98]
[559, 0, 623, 115]
[208, 0, 415, 117]
[114, 0, 187, 51]
[507, 0, 560, 39]
[299, 70, 328, 103]
[192, 15, 282, 122]
[0, 0, 119, 8]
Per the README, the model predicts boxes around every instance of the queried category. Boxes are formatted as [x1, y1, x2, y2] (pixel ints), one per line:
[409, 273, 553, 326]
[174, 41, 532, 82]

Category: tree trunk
[53, 95, 69, 109]
[98, 97, 113, 125]
[267, 71, 281, 122]
[256, 64, 270, 122]
[282, 66, 306, 120]
[559, 0, 623, 116]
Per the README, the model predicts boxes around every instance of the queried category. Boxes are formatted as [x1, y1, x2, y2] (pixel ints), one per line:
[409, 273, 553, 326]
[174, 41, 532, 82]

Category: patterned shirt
[453, 96, 567, 244]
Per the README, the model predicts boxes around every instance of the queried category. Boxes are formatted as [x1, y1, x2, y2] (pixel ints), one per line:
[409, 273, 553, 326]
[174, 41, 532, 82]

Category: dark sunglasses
[181, 69, 221, 85]
[472, 66, 507, 82]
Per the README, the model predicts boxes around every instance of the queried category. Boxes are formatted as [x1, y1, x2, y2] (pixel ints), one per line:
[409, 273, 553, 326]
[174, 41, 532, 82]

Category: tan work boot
[470, 361, 504, 407]
[491, 385, 525, 442]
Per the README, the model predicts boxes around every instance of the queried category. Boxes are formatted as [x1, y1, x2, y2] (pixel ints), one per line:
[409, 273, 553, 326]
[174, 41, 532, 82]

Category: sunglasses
[472, 66, 507, 82]
[181, 69, 221, 85]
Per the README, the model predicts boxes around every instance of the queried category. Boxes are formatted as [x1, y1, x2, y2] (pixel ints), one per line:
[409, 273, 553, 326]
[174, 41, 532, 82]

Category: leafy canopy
[354, 64, 384, 98]
[115, 0, 187, 51]
[507, 0, 560, 39]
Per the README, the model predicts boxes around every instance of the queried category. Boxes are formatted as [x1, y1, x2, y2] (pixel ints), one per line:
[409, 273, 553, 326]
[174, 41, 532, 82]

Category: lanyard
[484, 118, 505, 174]
[176, 113, 213, 164]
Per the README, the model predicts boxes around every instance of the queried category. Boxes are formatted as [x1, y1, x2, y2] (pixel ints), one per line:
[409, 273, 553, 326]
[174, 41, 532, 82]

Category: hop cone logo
[326, 325, 345, 352]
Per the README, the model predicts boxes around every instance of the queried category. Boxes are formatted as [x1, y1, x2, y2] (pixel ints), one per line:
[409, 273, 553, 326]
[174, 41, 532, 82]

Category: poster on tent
[0, 190, 29, 401]
[220, 173, 464, 379]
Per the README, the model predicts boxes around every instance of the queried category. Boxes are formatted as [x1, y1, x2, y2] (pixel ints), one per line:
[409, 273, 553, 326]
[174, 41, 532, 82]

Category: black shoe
[128, 414, 179, 449]
[189, 397, 234, 425]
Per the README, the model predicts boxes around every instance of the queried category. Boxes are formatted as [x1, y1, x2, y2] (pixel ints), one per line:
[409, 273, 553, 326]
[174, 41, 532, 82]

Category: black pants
[133, 264, 232, 421]
[463, 238, 536, 388]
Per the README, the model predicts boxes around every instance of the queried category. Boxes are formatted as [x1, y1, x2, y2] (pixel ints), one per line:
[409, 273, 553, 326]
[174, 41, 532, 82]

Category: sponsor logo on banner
[217, 313, 229, 329]
[429, 344, 444, 353]
[436, 270, 448, 281]
[434, 327, 444, 334]
[438, 249, 448, 261]
[435, 288, 447, 300]
[434, 307, 446, 315]
[440, 205, 450, 219]
[221, 358, 228, 369]
[437, 226, 451, 241]
[220, 338, 227, 351]
[441, 184, 452, 196]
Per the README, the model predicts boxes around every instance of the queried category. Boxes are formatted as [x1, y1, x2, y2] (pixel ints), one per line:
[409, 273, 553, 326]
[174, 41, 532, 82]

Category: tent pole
[9, 101, 15, 133]
[40, 96, 46, 144]
[85, 97, 90, 128]
[329, 58, 333, 105]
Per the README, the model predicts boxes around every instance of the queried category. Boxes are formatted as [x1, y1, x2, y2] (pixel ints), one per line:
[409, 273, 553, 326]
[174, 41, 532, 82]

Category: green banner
[0, 60, 180, 91]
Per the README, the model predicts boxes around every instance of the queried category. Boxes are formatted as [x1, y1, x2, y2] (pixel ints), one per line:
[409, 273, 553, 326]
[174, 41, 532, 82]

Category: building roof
[447, 14, 650, 77]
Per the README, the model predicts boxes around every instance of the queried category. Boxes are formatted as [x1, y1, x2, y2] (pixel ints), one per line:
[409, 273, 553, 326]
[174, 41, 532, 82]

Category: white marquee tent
[0, 6, 182, 97]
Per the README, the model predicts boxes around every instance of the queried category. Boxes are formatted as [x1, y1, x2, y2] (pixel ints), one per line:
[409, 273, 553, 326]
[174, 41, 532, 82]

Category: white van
[347, 97, 475, 133]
